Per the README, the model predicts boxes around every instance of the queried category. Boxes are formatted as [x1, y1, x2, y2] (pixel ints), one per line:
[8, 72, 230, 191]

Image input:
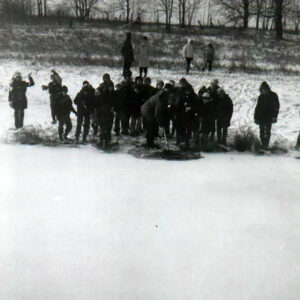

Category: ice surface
[0, 61, 300, 300]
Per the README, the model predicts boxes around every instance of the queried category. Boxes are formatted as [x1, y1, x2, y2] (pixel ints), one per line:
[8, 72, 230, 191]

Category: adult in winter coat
[74, 81, 95, 143]
[141, 84, 173, 147]
[138, 36, 150, 78]
[42, 70, 62, 124]
[95, 82, 116, 147]
[216, 88, 233, 146]
[121, 32, 134, 78]
[56, 86, 77, 141]
[202, 43, 215, 72]
[182, 39, 194, 74]
[254, 81, 280, 148]
[9, 72, 34, 129]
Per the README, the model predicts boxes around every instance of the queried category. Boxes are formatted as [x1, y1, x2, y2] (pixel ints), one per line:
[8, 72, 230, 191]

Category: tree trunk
[274, 0, 283, 39]
[243, 1, 249, 28]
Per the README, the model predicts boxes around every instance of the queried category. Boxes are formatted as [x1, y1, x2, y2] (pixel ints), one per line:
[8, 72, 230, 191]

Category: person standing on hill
[138, 36, 150, 78]
[42, 69, 62, 124]
[56, 86, 77, 142]
[9, 72, 34, 129]
[216, 88, 233, 147]
[74, 81, 95, 144]
[202, 43, 215, 72]
[182, 39, 194, 75]
[254, 81, 280, 149]
[121, 32, 134, 78]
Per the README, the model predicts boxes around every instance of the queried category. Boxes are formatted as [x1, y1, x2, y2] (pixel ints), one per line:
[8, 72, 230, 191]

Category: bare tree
[214, 0, 256, 28]
[187, 0, 202, 27]
[158, 0, 174, 30]
[73, 0, 98, 20]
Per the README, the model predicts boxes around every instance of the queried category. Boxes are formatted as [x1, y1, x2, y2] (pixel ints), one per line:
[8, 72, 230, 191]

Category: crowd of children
[8, 68, 292, 151]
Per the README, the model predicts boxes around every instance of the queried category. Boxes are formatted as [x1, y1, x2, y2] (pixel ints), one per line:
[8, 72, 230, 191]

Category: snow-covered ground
[0, 61, 300, 300]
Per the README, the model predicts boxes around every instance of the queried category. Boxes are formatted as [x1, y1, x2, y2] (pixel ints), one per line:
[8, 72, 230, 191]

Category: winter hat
[164, 83, 173, 90]
[124, 70, 132, 78]
[202, 92, 210, 99]
[144, 77, 151, 84]
[260, 81, 270, 91]
[157, 80, 164, 87]
[62, 85, 68, 92]
[83, 80, 90, 87]
[168, 80, 175, 86]
[103, 73, 110, 80]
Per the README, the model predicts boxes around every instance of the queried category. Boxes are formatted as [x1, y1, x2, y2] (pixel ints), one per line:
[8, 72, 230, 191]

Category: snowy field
[0, 60, 300, 300]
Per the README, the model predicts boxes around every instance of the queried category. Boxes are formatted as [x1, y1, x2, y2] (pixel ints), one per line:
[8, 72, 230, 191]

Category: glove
[158, 126, 166, 138]
[255, 120, 259, 125]
[9, 101, 13, 108]
[272, 117, 277, 124]
[42, 85, 48, 90]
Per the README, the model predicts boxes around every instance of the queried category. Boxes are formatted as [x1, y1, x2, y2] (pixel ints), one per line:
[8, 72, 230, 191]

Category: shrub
[232, 126, 260, 152]
[12, 125, 59, 146]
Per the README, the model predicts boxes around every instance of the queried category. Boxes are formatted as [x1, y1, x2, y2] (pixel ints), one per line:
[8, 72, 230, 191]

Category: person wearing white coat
[182, 39, 194, 74]
[138, 36, 150, 78]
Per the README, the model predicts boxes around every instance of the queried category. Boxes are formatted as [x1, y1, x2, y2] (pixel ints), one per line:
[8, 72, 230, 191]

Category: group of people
[8, 69, 291, 151]
[121, 33, 215, 78]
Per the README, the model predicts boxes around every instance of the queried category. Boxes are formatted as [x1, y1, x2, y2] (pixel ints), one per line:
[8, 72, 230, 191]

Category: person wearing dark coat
[9, 72, 34, 129]
[143, 77, 156, 99]
[200, 91, 217, 148]
[216, 88, 233, 146]
[141, 84, 173, 147]
[202, 43, 215, 72]
[56, 86, 77, 141]
[132, 76, 147, 135]
[95, 82, 116, 147]
[174, 78, 193, 144]
[254, 81, 280, 148]
[118, 71, 137, 135]
[74, 81, 95, 143]
[42, 70, 62, 124]
[121, 32, 134, 78]
[113, 83, 123, 136]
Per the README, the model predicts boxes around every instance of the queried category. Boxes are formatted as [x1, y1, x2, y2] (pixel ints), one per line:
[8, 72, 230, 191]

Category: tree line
[1, 0, 299, 39]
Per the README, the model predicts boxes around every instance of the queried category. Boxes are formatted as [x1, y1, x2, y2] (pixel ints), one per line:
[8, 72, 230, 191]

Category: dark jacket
[121, 39, 134, 62]
[95, 85, 116, 121]
[254, 91, 280, 124]
[9, 77, 34, 109]
[57, 95, 76, 116]
[74, 85, 95, 114]
[141, 91, 169, 127]
[48, 81, 62, 99]
[175, 90, 199, 124]
[118, 81, 138, 114]
[200, 95, 217, 133]
[216, 94, 233, 127]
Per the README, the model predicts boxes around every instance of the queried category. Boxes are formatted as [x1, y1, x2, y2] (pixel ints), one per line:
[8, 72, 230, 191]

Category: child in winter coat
[95, 82, 116, 147]
[182, 39, 194, 74]
[74, 81, 95, 143]
[216, 88, 233, 146]
[56, 86, 77, 141]
[9, 72, 34, 129]
[42, 69, 62, 124]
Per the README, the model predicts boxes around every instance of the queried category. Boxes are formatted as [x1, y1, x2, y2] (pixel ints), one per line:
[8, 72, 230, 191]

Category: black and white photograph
[0, 0, 300, 299]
